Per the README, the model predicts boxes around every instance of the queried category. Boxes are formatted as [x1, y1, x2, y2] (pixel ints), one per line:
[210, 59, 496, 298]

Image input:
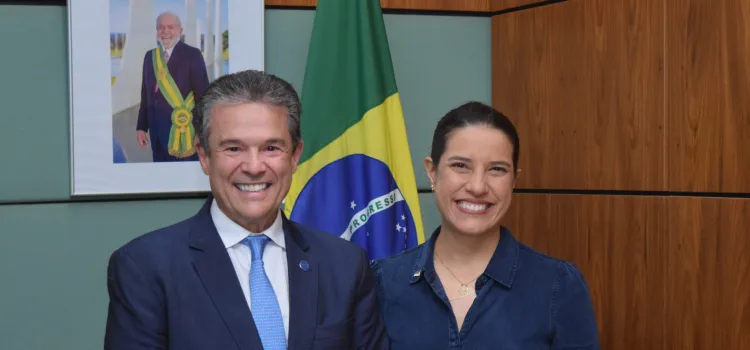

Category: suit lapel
[283, 216, 319, 349]
[189, 198, 263, 350]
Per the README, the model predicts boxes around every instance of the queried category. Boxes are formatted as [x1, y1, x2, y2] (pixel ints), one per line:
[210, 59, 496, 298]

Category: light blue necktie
[242, 235, 286, 349]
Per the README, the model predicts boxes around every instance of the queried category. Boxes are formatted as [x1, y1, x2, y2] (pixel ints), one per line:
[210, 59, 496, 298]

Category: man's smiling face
[197, 102, 303, 233]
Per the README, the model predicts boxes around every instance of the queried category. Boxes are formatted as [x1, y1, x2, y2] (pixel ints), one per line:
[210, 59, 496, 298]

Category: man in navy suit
[104, 70, 389, 349]
[136, 12, 209, 162]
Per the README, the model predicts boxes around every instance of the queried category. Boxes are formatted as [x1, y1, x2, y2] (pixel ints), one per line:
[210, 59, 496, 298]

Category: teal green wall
[0, 5, 489, 349]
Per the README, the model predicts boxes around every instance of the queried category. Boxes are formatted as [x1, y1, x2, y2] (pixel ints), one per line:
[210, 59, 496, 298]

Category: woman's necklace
[434, 250, 482, 297]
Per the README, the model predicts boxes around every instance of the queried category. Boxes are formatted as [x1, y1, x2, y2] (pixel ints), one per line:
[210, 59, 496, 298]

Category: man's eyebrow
[217, 139, 242, 147]
[265, 138, 291, 147]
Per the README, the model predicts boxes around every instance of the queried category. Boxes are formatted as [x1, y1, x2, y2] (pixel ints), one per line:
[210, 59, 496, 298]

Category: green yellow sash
[152, 47, 196, 158]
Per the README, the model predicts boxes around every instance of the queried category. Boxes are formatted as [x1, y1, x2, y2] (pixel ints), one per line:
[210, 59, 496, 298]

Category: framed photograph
[68, 0, 264, 196]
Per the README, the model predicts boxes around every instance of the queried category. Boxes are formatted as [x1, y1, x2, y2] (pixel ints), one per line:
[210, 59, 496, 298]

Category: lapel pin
[299, 260, 310, 271]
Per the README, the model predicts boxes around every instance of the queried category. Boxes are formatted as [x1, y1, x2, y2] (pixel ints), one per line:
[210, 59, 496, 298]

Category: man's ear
[196, 139, 210, 175]
[291, 140, 304, 173]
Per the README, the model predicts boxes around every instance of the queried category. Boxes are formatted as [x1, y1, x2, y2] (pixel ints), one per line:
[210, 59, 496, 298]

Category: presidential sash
[152, 47, 196, 158]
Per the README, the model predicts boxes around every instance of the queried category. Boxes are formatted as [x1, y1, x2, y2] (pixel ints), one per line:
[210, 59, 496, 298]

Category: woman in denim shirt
[370, 101, 600, 349]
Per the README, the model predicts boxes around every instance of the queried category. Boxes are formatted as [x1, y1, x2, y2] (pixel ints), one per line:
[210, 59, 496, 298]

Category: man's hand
[137, 130, 149, 148]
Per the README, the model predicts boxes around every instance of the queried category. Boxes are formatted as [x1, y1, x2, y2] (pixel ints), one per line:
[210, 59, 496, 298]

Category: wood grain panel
[504, 194, 667, 350]
[381, 0, 491, 11]
[492, 0, 665, 190]
[265, 0, 492, 12]
[265, 0, 318, 6]
[667, 0, 750, 193]
[491, 0, 548, 12]
[668, 197, 750, 349]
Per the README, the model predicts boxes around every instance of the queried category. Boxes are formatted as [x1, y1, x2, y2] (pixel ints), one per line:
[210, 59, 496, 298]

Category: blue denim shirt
[370, 226, 600, 350]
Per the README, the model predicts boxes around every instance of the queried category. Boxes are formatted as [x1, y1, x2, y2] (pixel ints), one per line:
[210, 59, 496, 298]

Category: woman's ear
[513, 168, 522, 188]
[424, 156, 436, 189]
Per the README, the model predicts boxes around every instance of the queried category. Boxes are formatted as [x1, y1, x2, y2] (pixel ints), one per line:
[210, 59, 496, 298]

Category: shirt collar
[210, 199, 286, 250]
[410, 226, 520, 289]
[163, 40, 179, 55]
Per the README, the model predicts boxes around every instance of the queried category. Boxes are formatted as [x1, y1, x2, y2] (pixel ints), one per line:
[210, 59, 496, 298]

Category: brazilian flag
[283, 0, 425, 260]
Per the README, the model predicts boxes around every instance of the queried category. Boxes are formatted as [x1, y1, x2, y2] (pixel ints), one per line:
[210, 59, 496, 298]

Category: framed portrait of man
[68, 0, 263, 196]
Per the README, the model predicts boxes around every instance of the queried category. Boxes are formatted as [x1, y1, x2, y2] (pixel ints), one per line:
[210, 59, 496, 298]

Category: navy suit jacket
[136, 40, 209, 162]
[104, 197, 389, 349]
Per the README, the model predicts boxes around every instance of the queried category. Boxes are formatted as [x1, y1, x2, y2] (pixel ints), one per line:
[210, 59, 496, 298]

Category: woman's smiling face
[425, 124, 517, 237]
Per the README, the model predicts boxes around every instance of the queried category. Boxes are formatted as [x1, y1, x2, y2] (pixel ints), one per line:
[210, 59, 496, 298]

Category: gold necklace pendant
[435, 251, 480, 298]
[458, 284, 471, 296]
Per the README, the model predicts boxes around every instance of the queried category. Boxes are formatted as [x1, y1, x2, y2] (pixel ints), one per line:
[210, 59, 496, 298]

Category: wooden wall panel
[265, 0, 552, 13]
[380, 0, 490, 11]
[265, 0, 493, 12]
[493, 0, 750, 349]
[668, 197, 750, 349]
[667, 0, 750, 193]
[266, 0, 318, 6]
[504, 194, 667, 350]
[491, 0, 548, 12]
[491, 0, 665, 191]
[504, 194, 750, 349]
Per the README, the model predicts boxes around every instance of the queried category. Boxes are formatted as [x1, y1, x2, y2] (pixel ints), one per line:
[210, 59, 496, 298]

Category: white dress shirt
[163, 39, 178, 58]
[210, 200, 290, 339]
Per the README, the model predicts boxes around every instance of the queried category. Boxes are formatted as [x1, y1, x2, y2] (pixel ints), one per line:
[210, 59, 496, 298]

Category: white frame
[68, 0, 264, 196]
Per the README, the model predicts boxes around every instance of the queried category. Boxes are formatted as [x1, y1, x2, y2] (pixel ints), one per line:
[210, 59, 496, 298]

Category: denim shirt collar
[409, 226, 520, 289]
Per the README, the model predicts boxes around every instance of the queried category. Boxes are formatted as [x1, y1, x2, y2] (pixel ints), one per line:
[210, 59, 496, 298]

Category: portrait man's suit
[104, 196, 389, 350]
[136, 40, 209, 162]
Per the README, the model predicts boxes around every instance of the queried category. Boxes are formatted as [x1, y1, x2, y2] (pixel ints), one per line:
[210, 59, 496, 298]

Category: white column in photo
[213, 0, 222, 78]
[112, 0, 156, 114]
[184, 0, 198, 48]
[205, 0, 216, 81]
[195, 16, 202, 52]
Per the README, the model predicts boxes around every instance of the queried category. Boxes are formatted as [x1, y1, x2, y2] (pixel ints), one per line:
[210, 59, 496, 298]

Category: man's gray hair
[156, 11, 182, 28]
[196, 70, 302, 154]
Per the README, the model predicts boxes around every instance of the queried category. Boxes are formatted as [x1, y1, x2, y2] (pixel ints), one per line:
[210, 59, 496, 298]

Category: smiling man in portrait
[136, 11, 209, 162]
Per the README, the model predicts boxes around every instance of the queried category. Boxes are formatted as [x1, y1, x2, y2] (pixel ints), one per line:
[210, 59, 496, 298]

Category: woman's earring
[431, 183, 435, 192]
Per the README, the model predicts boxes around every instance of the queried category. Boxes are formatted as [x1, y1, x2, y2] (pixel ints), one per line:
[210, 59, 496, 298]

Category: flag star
[401, 215, 405, 221]
[401, 227, 407, 233]
[367, 232, 370, 237]
[350, 201, 356, 209]
[396, 223, 402, 231]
